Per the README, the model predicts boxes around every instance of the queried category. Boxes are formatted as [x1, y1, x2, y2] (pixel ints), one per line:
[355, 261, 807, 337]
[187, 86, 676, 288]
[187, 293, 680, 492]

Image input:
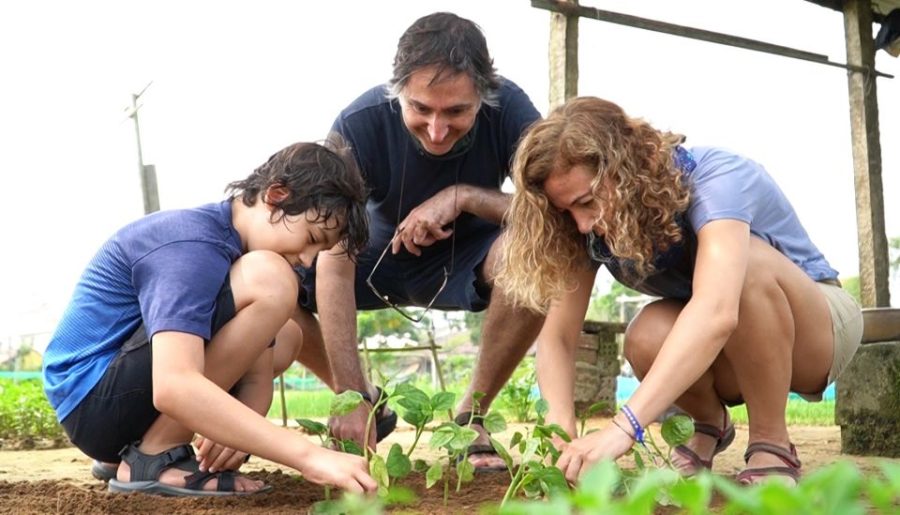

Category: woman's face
[543, 164, 613, 235]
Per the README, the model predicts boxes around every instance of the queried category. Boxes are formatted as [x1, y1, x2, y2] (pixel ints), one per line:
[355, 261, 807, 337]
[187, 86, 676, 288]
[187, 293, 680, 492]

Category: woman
[497, 97, 862, 485]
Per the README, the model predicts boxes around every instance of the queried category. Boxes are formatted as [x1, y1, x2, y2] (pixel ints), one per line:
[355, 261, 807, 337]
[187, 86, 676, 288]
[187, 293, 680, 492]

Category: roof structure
[805, 0, 900, 23]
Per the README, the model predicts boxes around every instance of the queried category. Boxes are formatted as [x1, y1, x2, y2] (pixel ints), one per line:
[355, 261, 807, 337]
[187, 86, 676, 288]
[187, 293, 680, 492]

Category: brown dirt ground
[1, 419, 897, 514]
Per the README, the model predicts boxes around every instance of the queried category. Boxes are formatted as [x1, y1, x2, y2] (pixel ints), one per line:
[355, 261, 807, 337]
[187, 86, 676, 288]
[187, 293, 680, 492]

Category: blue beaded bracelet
[620, 405, 645, 444]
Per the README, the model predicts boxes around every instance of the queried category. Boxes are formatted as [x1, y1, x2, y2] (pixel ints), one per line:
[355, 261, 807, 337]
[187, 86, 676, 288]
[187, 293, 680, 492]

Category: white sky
[1, 0, 898, 339]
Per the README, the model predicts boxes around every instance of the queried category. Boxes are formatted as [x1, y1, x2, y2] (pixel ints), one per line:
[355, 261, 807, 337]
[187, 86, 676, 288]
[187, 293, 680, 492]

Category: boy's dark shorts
[298, 225, 499, 313]
[61, 280, 237, 463]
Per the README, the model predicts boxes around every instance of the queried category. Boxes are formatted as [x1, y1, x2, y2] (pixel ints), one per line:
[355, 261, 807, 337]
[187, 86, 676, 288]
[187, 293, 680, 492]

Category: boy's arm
[151, 330, 375, 493]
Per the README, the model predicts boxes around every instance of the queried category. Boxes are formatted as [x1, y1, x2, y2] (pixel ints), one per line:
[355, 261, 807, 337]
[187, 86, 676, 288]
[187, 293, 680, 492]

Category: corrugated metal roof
[804, 0, 900, 23]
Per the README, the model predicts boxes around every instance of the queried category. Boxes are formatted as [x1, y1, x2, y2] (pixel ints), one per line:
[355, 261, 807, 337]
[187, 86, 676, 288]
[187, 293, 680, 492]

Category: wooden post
[548, 0, 579, 110]
[843, 0, 891, 307]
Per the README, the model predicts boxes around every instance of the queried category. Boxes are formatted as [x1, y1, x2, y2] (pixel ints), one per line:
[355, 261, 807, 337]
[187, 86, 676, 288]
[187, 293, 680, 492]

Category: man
[276, 12, 544, 471]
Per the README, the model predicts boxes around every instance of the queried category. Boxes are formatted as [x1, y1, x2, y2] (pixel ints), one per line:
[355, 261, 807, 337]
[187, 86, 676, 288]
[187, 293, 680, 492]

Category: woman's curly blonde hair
[497, 97, 690, 313]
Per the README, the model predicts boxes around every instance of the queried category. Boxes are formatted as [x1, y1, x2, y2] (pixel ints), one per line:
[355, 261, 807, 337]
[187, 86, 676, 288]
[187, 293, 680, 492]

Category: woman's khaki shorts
[796, 282, 863, 402]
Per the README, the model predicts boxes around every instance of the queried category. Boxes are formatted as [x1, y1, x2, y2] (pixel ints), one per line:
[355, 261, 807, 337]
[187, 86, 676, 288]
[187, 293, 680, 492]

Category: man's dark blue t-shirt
[308, 78, 539, 311]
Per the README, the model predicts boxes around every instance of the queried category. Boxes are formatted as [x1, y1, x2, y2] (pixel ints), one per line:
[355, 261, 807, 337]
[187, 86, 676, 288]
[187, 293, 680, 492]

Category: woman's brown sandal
[736, 442, 802, 485]
[673, 407, 735, 474]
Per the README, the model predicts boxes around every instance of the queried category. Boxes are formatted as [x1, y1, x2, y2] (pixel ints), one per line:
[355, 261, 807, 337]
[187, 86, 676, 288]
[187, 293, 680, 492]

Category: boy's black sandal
[107, 442, 270, 497]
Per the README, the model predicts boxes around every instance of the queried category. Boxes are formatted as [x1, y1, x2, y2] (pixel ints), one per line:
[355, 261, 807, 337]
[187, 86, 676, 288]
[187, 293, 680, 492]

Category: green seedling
[498, 398, 571, 506]
[577, 400, 610, 438]
[425, 391, 506, 505]
[497, 359, 536, 423]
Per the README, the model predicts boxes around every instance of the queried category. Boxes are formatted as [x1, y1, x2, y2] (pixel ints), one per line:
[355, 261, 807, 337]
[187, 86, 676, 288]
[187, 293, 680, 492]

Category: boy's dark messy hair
[226, 137, 369, 259]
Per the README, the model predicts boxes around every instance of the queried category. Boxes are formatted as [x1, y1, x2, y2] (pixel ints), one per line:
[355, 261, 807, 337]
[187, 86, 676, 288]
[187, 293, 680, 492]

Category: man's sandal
[108, 442, 271, 496]
[736, 442, 802, 485]
[453, 412, 508, 473]
[359, 386, 398, 442]
[672, 407, 736, 475]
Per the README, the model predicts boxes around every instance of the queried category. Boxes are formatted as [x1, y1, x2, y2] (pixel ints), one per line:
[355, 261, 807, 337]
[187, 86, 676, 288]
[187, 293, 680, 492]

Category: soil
[1, 419, 897, 514]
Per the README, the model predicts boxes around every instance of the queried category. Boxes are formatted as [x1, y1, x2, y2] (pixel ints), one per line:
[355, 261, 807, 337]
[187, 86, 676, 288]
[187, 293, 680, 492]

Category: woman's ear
[264, 184, 290, 205]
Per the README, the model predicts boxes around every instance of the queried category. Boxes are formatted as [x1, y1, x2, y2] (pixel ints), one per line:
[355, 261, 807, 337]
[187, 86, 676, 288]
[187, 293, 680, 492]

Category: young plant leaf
[429, 425, 456, 449]
[535, 398, 549, 419]
[295, 418, 327, 436]
[430, 391, 456, 412]
[489, 435, 514, 473]
[383, 485, 418, 507]
[544, 423, 572, 443]
[425, 460, 443, 489]
[668, 472, 713, 514]
[509, 431, 524, 449]
[483, 411, 507, 434]
[402, 408, 432, 428]
[660, 414, 694, 447]
[449, 426, 479, 453]
[386, 443, 411, 479]
[331, 390, 364, 417]
[337, 439, 364, 456]
[584, 401, 609, 418]
[570, 460, 619, 510]
[456, 458, 475, 484]
[369, 454, 389, 495]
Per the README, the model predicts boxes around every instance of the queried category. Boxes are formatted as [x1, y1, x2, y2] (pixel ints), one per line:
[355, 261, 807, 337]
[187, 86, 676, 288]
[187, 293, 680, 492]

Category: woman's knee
[623, 299, 682, 373]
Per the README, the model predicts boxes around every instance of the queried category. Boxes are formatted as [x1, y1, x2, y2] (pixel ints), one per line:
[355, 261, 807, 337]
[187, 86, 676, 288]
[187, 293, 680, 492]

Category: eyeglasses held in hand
[366, 230, 454, 324]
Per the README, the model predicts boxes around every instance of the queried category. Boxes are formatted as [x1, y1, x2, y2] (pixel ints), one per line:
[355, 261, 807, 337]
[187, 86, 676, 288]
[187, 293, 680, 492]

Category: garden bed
[1, 421, 897, 514]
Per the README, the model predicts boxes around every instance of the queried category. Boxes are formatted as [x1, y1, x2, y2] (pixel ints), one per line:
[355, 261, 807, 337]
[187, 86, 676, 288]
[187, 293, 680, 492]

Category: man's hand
[328, 403, 377, 452]
[555, 423, 634, 484]
[194, 435, 249, 473]
[392, 186, 461, 256]
[299, 446, 378, 493]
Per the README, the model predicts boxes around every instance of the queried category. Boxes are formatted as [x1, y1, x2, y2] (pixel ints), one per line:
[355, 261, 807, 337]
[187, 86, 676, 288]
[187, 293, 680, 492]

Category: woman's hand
[555, 422, 635, 484]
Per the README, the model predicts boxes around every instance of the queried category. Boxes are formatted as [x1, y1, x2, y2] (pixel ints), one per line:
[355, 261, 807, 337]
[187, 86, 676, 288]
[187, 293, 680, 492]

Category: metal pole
[126, 82, 160, 214]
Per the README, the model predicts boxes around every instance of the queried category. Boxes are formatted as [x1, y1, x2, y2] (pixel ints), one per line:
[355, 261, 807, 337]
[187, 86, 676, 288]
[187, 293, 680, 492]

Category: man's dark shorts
[299, 225, 500, 313]
[61, 279, 237, 463]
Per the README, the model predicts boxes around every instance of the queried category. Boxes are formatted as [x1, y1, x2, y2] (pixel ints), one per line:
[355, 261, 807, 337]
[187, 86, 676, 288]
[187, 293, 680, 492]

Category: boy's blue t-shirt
[43, 200, 243, 422]
[590, 146, 839, 298]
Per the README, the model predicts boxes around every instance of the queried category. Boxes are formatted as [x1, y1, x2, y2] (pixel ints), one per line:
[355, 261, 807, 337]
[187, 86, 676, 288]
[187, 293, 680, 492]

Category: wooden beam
[532, 0, 893, 78]
[844, 0, 891, 307]
[548, 0, 579, 110]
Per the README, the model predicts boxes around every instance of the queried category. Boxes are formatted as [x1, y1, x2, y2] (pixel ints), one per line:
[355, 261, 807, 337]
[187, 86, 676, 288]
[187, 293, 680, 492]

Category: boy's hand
[194, 435, 249, 473]
[300, 446, 377, 493]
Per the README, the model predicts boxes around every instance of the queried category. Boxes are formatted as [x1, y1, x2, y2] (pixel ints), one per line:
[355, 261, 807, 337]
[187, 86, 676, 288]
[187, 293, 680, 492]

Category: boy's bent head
[227, 140, 368, 258]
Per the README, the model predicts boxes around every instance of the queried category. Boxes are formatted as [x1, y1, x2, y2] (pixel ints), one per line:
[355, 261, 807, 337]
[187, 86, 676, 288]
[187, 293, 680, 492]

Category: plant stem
[443, 473, 449, 506]
[501, 463, 526, 507]
[363, 399, 379, 462]
[406, 427, 423, 456]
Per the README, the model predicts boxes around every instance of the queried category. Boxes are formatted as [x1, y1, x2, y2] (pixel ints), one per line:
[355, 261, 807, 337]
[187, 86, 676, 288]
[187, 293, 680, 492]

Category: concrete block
[835, 341, 900, 457]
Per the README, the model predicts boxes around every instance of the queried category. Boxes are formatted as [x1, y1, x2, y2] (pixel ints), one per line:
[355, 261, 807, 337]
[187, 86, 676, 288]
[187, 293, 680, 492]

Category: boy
[43, 141, 376, 496]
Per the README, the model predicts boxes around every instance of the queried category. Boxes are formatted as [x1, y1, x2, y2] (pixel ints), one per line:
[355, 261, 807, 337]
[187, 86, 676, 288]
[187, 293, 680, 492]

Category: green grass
[269, 387, 837, 427]
[267, 388, 335, 420]
[731, 399, 835, 426]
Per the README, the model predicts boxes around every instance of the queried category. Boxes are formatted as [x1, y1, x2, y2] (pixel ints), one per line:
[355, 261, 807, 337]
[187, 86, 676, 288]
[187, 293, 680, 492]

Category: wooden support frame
[843, 0, 892, 307]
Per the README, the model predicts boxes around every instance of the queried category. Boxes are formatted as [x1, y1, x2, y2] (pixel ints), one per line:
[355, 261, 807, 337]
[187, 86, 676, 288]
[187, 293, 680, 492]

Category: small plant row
[0, 378, 65, 441]
[304, 380, 900, 514]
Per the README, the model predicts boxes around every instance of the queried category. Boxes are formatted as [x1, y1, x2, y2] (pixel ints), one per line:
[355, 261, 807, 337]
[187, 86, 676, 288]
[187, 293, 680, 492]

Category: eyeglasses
[366, 229, 455, 323]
